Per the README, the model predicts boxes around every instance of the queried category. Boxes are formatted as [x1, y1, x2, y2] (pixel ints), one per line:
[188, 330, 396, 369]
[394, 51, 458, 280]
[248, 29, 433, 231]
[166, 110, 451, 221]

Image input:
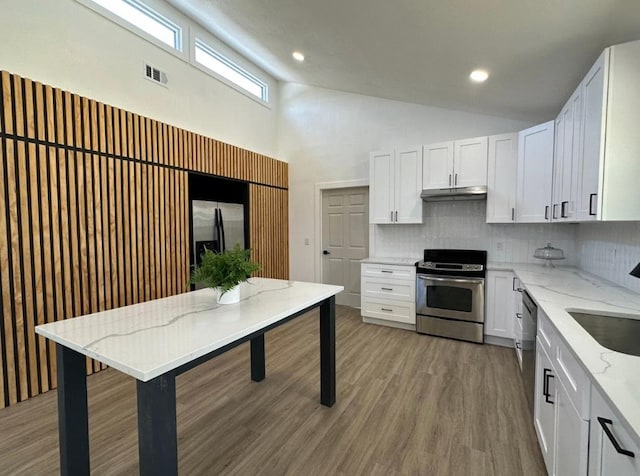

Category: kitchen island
[36, 278, 343, 476]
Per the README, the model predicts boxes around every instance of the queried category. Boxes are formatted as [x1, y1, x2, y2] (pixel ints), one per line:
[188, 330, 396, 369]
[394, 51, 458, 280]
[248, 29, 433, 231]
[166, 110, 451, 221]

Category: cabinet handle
[381, 308, 393, 312]
[516, 313, 523, 319]
[449, 174, 452, 187]
[381, 270, 393, 274]
[545, 206, 549, 220]
[395, 211, 398, 222]
[512, 277, 522, 292]
[455, 173, 458, 186]
[381, 287, 393, 291]
[589, 193, 597, 216]
[552, 204, 558, 219]
[511, 207, 515, 221]
[543, 368, 554, 404]
[598, 417, 636, 458]
[561, 201, 569, 218]
[515, 341, 522, 349]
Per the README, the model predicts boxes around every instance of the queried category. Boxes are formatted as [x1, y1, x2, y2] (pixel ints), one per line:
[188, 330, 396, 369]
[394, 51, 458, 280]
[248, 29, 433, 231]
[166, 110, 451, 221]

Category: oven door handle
[417, 275, 484, 285]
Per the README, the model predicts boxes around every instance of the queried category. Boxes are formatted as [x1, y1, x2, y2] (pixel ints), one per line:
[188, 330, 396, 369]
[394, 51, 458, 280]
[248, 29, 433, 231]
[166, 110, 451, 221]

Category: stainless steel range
[415, 249, 487, 344]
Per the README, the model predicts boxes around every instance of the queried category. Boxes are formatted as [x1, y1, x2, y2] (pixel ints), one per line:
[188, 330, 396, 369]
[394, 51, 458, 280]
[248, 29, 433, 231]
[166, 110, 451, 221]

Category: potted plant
[189, 244, 261, 304]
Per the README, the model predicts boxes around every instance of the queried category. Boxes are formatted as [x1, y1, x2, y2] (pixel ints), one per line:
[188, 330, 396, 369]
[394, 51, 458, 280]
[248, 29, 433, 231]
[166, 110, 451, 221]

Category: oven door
[416, 274, 485, 323]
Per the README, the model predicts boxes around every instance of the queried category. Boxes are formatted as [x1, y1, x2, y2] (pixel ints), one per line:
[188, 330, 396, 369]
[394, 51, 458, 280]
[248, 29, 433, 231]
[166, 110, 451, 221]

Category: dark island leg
[319, 296, 336, 407]
[136, 373, 178, 476]
[56, 344, 90, 476]
[250, 334, 265, 382]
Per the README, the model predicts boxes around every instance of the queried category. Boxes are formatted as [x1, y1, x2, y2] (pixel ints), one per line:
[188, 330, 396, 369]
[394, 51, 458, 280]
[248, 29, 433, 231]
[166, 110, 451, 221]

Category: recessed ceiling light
[292, 51, 305, 62]
[470, 69, 489, 82]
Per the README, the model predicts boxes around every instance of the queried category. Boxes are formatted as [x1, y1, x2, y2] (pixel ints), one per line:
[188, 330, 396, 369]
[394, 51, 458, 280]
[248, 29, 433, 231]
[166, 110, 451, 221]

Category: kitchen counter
[489, 261, 640, 446]
[361, 256, 417, 266]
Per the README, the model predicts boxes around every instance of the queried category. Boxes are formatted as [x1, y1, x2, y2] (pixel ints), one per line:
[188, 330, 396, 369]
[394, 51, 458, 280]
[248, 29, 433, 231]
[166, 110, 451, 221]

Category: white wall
[0, 0, 278, 158]
[577, 222, 640, 293]
[278, 83, 534, 281]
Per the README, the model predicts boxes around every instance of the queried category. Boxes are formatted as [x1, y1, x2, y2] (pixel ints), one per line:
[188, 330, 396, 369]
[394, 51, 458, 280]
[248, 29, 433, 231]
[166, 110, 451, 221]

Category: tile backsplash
[577, 221, 640, 293]
[373, 201, 578, 265]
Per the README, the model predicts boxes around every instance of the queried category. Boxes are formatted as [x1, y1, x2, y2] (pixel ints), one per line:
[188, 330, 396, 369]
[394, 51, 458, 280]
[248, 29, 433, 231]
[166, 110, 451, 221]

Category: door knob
[323, 250, 330, 255]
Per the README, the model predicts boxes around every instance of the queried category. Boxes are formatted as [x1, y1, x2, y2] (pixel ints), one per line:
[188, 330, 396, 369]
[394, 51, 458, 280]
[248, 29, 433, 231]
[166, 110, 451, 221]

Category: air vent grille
[144, 63, 168, 86]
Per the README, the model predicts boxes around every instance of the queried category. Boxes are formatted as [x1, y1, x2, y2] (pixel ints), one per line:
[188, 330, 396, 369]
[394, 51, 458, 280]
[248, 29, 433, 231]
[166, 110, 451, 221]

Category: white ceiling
[168, 0, 640, 122]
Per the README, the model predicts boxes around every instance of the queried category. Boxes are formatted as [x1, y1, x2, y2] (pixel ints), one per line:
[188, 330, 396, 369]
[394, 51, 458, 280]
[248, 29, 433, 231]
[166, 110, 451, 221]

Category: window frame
[193, 38, 269, 104]
[76, 0, 187, 59]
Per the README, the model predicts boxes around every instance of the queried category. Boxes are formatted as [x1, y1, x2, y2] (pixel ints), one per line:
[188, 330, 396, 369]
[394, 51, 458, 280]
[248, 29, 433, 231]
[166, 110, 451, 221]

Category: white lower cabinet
[361, 263, 415, 327]
[534, 342, 556, 470]
[555, 377, 590, 476]
[535, 310, 591, 476]
[589, 386, 640, 476]
[485, 271, 516, 340]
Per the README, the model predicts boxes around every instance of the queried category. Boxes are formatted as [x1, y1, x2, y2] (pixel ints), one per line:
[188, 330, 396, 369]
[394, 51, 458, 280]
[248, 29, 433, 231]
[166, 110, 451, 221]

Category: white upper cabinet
[454, 136, 489, 188]
[395, 148, 424, 223]
[422, 137, 487, 190]
[486, 133, 518, 223]
[369, 147, 423, 224]
[369, 151, 395, 224]
[516, 121, 555, 223]
[552, 88, 581, 222]
[422, 141, 454, 189]
[575, 40, 640, 221]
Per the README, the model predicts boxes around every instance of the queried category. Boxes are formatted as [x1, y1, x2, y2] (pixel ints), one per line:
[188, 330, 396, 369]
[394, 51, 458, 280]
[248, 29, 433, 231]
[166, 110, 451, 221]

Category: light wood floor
[0, 306, 545, 475]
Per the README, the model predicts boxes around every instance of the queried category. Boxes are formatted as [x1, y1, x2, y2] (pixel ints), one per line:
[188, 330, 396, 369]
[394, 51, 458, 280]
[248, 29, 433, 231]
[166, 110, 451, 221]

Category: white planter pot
[217, 285, 240, 304]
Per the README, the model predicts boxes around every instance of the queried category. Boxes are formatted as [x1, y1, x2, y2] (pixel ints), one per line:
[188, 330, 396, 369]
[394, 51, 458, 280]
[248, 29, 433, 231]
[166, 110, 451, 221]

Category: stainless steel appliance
[192, 200, 245, 265]
[521, 290, 537, 415]
[415, 249, 487, 343]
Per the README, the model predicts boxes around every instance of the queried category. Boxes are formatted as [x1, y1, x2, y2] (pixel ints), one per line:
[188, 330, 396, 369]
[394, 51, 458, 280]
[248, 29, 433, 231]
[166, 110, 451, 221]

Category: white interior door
[322, 187, 369, 307]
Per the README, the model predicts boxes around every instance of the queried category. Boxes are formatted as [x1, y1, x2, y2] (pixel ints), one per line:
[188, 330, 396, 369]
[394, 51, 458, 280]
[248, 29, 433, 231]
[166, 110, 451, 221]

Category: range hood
[420, 186, 487, 202]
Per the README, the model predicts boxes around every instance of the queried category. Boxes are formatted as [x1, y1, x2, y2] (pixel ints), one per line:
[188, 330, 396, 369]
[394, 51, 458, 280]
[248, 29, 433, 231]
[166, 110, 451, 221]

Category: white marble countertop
[489, 261, 640, 445]
[361, 256, 418, 266]
[36, 278, 343, 382]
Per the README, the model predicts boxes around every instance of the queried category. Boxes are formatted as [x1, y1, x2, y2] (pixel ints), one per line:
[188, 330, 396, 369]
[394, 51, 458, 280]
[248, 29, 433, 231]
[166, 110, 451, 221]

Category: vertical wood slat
[0, 137, 16, 405]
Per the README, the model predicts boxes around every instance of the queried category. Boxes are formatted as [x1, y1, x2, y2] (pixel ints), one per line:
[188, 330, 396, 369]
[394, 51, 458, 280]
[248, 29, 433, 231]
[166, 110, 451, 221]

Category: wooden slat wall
[0, 71, 289, 408]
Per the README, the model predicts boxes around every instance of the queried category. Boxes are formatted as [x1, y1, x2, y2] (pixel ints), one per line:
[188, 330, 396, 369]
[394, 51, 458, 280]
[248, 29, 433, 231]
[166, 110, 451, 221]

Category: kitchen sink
[568, 311, 640, 357]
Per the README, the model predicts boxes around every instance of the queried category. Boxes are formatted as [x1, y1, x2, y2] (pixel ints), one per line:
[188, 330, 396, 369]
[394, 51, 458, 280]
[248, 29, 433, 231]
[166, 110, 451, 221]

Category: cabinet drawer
[554, 336, 591, 419]
[361, 263, 415, 281]
[361, 298, 416, 325]
[537, 309, 558, 358]
[362, 277, 414, 302]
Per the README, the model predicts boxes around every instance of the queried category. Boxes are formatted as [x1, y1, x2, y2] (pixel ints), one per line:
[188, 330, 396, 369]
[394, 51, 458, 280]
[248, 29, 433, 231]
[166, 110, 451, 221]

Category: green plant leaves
[189, 244, 261, 294]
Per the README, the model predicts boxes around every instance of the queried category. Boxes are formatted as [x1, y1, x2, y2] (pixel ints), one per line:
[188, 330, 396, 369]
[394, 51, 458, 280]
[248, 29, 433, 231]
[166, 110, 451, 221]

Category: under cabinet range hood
[420, 185, 487, 202]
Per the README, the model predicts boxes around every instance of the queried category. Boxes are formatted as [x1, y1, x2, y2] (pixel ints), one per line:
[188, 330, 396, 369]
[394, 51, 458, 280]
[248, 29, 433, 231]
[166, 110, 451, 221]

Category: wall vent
[144, 63, 168, 86]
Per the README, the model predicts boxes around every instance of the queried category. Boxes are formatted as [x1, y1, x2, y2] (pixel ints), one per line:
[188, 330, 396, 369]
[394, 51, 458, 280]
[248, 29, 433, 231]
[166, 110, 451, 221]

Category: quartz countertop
[489, 262, 640, 445]
[361, 256, 418, 266]
[36, 278, 343, 382]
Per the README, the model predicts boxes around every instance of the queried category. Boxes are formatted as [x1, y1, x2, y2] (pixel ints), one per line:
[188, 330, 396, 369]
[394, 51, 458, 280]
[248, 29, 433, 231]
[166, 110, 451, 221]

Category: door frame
[314, 179, 369, 284]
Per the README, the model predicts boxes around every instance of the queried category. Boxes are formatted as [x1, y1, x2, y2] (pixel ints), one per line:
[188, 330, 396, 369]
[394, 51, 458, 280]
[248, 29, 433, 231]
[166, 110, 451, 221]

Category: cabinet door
[568, 89, 583, 221]
[369, 151, 394, 224]
[554, 378, 589, 476]
[534, 343, 556, 474]
[395, 147, 423, 224]
[576, 50, 608, 221]
[486, 133, 518, 223]
[485, 271, 515, 339]
[552, 109, 565, 221]
[422, 141, 454, 190]
[516, 121, 555, 223]
[453, 136, 488, 188]
[589, 385, 640, 476]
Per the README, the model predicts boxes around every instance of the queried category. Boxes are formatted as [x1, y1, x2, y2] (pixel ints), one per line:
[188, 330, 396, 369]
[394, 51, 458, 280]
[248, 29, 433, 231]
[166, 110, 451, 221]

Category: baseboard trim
[484, 335, 515, 348]
[362, 316, 416, 332]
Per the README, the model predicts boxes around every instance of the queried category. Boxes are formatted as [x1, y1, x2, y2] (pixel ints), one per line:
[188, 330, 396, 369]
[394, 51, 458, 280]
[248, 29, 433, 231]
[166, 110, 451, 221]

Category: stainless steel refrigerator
[192, 200, 245, 265]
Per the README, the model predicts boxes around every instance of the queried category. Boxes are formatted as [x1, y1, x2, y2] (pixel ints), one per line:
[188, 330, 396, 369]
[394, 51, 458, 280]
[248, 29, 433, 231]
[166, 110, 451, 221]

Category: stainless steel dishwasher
[521, 290, 537, 416]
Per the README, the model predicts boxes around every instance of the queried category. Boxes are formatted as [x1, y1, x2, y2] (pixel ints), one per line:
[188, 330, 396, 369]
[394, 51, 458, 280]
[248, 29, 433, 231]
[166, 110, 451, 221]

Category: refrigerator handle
[219, 208, 226, 252]
[213, 208, 221, 253]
